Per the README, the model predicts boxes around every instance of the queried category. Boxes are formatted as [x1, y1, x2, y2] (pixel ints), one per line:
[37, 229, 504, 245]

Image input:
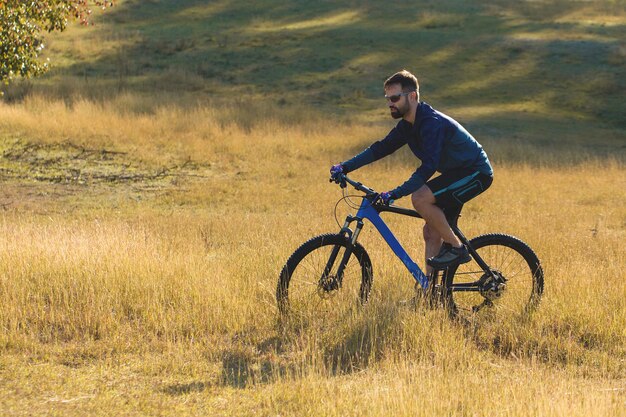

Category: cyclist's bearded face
[385, 85, 410, 120]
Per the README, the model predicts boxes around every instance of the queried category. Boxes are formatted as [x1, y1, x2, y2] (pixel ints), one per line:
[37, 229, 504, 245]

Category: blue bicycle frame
[351, 197, 430, 289]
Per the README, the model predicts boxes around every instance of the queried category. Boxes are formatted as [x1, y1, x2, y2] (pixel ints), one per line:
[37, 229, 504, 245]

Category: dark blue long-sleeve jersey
[341, 102, 493, 199]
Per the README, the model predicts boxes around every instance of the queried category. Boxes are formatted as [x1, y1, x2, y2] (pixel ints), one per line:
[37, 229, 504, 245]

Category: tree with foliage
[0, 1, 114, 85]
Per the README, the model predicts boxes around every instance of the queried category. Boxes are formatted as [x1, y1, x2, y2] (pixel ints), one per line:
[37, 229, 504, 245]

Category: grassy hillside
[4, 0, 625, 158]
[0, 1, 625, 416]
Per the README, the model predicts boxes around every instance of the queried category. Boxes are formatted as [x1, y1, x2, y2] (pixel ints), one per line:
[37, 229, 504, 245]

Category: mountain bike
[277, 174, 544, 321]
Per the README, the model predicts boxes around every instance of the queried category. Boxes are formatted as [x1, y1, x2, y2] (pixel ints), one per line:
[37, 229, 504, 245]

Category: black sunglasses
[385, 90, 415, 103]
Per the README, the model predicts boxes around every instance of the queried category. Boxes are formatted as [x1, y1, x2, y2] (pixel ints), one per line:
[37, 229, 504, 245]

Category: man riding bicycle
[330, 70, 493, 273]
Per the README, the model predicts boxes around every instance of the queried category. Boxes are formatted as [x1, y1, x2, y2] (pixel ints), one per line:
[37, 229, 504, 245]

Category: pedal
[472, 299, 493, 313]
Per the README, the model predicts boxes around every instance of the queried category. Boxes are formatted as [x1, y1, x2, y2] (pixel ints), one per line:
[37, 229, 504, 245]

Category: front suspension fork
[321, 216, 364, 289]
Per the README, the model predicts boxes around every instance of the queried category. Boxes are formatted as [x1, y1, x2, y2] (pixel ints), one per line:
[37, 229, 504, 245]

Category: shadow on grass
[219, 335, 293, 388]
[9, 0, 622, 131]
[160, 336, 290, 393]
[277, 300, 401, 377]
[202, 302, 400, 390]
[322, 317, 390, 375]
[162, 381, 212, 396]
[459, 311, 626, 378]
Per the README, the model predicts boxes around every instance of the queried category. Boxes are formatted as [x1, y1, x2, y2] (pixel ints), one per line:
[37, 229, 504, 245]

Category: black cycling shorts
[426, 169, 493, 223]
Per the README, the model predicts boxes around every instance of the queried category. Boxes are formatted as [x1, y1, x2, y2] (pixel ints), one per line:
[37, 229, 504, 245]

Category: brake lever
[329, 175, 347, 188]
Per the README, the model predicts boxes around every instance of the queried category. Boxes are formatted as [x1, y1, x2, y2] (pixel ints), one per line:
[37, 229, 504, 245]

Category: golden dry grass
[1, 0, 625, 414]
[0, 95, 625, 416]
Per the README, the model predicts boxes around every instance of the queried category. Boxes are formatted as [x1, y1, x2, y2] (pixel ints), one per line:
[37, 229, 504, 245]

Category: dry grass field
[1, 0, 625, 415]
[0, 96, 624, 416]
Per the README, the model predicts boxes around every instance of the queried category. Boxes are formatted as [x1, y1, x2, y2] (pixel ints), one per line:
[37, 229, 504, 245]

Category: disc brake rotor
[317, 274, 339, 298]
[479, 270, 507, 301]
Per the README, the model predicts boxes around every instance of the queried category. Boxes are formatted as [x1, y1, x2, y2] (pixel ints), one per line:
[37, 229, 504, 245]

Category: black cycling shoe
[427, 244, 471, 269]
[436, 243, 452, 256]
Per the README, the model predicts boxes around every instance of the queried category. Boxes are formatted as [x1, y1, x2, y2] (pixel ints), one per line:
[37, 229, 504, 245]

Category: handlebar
[330, 173, 425, 218]
[330, 173, 377, 198]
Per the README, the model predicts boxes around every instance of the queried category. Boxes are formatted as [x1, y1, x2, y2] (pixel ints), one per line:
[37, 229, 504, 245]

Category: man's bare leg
[411, 184, 470, 269]
[411, 185, 461, 248]
[422, 223, 442, 277]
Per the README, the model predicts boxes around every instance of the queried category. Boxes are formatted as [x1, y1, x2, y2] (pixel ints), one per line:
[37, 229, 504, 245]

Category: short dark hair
[384, 70, 420, 100]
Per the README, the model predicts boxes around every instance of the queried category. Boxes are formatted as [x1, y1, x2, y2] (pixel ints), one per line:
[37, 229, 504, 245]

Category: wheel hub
[479, 270, 506, 301]
[318, 274, 340, 297]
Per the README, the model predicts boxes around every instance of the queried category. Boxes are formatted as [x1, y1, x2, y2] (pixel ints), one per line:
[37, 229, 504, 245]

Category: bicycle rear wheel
[445, 234, 544, 320]
[277, 234, 373, 320]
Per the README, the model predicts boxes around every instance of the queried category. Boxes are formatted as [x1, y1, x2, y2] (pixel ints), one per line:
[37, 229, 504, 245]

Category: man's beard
[390, 107, 403, 119]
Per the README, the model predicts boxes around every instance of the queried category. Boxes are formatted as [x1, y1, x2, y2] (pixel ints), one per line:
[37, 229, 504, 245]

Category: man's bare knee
[411, 193, 426, 210]
[411, 186, 435, 210]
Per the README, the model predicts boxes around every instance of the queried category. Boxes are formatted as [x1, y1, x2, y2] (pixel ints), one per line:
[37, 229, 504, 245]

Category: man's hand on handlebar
[329, 164, 348, 188]
[373, 191, 395, 206]
[329, 164, 344, 182]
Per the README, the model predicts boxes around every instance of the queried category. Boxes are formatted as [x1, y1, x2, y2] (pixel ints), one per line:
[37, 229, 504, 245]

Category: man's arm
[341, 126, 407, 172]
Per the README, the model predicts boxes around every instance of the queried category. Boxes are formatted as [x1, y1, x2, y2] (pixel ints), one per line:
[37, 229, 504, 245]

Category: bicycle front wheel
[277, 234, 373, 320]
[445, 233, 544, 320]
